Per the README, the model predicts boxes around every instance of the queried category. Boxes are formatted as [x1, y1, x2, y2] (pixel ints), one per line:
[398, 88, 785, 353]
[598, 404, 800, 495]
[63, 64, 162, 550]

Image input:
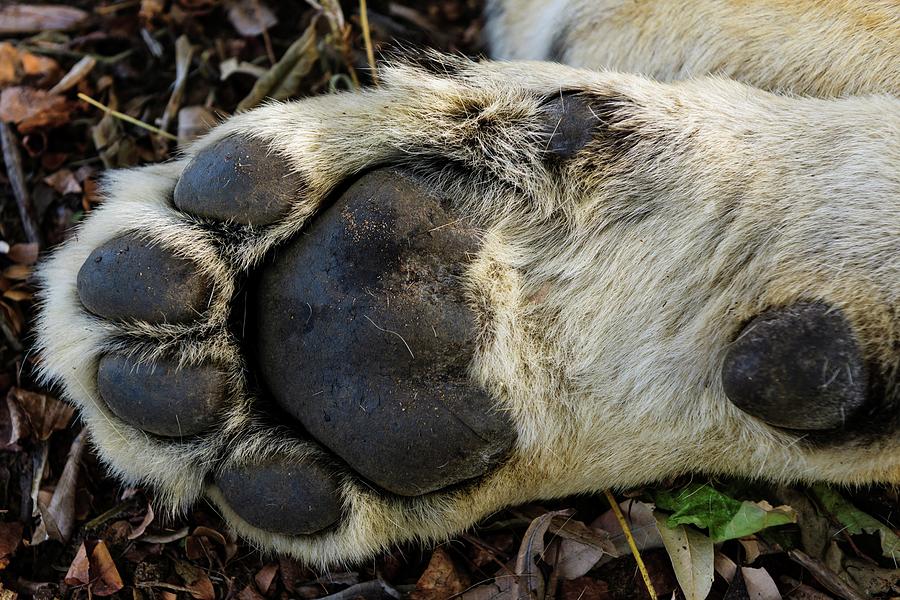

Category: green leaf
[654, 484, 796, 542]
[812, 485, 900, 561]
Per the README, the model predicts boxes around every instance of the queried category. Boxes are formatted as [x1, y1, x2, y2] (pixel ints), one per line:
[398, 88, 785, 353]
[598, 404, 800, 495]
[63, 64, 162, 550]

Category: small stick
[0, 123, 40, 244]
[604, 490, 658, 600]
[77, 93, 177, 141]
[359, 0, 378, 84]
[788, 549, 866, 600]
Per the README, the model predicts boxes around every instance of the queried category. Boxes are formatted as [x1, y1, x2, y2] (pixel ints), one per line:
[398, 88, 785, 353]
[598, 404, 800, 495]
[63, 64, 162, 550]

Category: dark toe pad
[98, 354, 227, 437]
[215, 457, 342, 535]
[722, 303, 868, 430]
[254, 169, 516, 496]
[77, 235, 212, 323]
[540, 94, 601, 160]
[174, 135, 304, 225]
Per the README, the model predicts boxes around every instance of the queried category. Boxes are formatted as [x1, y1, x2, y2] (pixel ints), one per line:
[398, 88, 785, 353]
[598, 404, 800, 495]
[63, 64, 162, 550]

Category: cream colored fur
[35, 1, 899, 566]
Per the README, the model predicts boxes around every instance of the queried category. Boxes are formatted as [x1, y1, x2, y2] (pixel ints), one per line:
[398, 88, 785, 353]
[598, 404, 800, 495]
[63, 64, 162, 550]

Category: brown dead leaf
[127, 503, 155, 540]
[237, 586, 265, 600]
[91, 110, 139, 168]
[48, 56, 96, 95]
[44, 169, 82, 196]
[0, 5, 89, 34]
[226, 0, 277, 37]
[513, 510, 573, 600]
[64, 542, 91, 586]
[32, 430, 85, 544]
[412, 548, 470, 600]
[596, 500, 664, 557]
[175, 560, 216, 600]
[255, 563, 279, 596]
[0, 87, 71, 133]
[559, 577, 611, 600]
[2, 265, 30, 281]
[554, 517, 618, 580]
[7, 243, 38, 265]
[185, 525, 228, 560]
[7, 388, 75, 441]
[0, 522, 23, 570]
[0, 43, 60, 87]
[140, 0, 166, 21]
[90, 540, 125, 596]
[2, 289, 31, 302]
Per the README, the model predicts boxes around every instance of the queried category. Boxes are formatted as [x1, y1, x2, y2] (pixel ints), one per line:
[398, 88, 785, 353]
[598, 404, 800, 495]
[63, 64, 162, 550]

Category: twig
[77, 93, 177, 140]
[0, 123, 40, 244]
[359, 0, 378, 84]
[604, 490, 657, 600]
[316, 580, 401, 600]
[253, 0, 276, 64]
[788, 549, 866, 600]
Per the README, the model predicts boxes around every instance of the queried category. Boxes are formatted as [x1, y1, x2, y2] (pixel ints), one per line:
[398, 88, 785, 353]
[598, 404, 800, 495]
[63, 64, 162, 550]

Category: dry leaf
[0, 42, 60, 87]
[2, 289, 31, 302]
[0, 582, 16, 600]
[559, 577, 611, 600]
[175, 560, 216, 600]
[185, 525, 228, 560]
[48, 56, 97, 95]
[219, 58, 267, 80]
[127, 503, 155, 540]
[596, 500, 664, 556]
[237, 586, 265, 600]
[7, 243, 38, 265]
[90, 540, 125, 596]
[226, 0, 277, 36]
[654, 514, 714, 600]
[2, 265, 30, 281]
[237, 17, 318, 111]
[7, 387, 75, 441]
[512, 509, 572, 600]
[412, 548, 470, 600]
[0, 523, 23, 570]
[716, 554, 783, 600]
[554, 516, 617, 580]
[0, 5, 89, 33]
[64, 542, 91, 586]
[255, 563, 279, 596]
[32, 430, 85, 544]
[0, 87, 71, 133]
[459, 575, 513, 600]
[44, 169, 82, 196]
[139, 0, 166, 21]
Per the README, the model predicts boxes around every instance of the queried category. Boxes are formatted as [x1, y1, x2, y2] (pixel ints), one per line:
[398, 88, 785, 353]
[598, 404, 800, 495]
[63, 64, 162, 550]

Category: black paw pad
[77, 235, 212, 323]
[254, 169, 516, 496]
[174, 135, 304, 225]
[215, 458, 342, 535]
[539, 94, 601, 160]
[97, 354, 227, 437]
[722, 303, 868, 430]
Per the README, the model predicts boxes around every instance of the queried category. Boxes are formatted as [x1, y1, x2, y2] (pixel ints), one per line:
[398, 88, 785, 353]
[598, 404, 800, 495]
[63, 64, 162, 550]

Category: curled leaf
[654, 484, 796, 542]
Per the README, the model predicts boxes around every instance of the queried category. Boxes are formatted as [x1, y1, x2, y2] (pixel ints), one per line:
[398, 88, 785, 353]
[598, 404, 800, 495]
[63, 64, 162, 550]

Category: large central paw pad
[61, 133, 516, 543]
[255, 171, 515, 496]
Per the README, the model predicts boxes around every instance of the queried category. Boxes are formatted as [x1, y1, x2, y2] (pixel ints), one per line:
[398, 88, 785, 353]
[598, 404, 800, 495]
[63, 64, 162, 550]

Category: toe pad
[174, 135, 304, 225]
[722, 303, 868, 430]
[97, 354, 227, 437]
[77, 235, 212, 324]
[215, 458, 342, 535]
